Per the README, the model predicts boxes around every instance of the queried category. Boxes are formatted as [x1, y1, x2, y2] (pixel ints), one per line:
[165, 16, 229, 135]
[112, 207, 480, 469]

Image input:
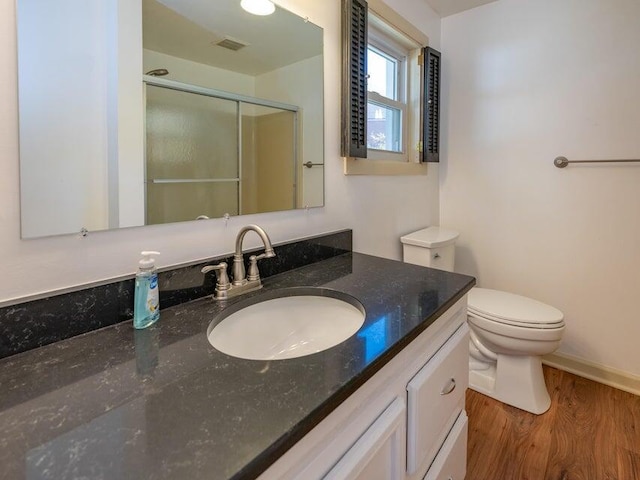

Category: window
[342, 0, 438, 175]
[366, 22, 408, 157]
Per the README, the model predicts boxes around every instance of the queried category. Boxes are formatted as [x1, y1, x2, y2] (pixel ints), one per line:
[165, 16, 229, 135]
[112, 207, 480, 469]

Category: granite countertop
[0, 252, 475, 480]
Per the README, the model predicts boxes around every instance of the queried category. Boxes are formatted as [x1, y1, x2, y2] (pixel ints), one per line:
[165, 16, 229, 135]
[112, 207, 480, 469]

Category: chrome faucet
[201, 225, 276, 300]
[232, 225, 275, 285]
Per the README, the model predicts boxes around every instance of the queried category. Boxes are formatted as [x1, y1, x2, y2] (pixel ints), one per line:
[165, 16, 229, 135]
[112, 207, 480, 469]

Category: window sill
[343, 157, 431, 176]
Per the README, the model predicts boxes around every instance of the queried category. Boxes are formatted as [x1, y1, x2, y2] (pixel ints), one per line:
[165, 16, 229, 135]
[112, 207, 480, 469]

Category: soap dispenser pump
[134, 251, 160, 329]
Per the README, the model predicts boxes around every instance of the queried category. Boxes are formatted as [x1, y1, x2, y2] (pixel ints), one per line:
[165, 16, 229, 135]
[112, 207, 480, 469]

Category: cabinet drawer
[406, 323, 469, 475]
[324, 397, 405, 480]
[423, 411, 468, 480]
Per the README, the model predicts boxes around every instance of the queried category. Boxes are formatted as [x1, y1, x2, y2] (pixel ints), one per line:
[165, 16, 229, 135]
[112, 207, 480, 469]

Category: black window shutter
[422, 47, 441, 163]
[341, 0, 368, 158]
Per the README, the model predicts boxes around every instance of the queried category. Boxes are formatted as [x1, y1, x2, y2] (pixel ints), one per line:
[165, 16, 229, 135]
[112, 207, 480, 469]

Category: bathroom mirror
[16, 0, 324, 239]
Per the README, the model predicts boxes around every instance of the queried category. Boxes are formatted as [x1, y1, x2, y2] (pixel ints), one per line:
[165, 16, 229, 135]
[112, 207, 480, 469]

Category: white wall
[0, 0, 441, 305]
[441, 0, 640, 376]
[143, 49, 256, 95]
[17, 0, 111, 238]
[114, 0, 145, 229]
[18, 0, 145, 237]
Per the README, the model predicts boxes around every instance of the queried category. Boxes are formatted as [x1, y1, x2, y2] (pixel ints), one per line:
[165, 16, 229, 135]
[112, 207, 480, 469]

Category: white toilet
[401, 226, 565, 414]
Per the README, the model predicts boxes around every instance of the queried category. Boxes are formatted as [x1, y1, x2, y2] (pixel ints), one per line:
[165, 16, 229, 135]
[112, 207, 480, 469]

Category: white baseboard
[543, 352, 640, 396]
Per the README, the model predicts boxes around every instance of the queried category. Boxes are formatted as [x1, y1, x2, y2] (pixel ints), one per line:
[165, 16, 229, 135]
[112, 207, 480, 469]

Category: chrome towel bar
[554, 156, 640, 168]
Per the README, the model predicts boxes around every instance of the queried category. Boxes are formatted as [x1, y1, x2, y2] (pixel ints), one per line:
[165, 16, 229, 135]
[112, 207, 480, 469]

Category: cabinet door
[406, 323, 469, 475]
[323, 397, 406, 480]
[423, 411, 468, 480]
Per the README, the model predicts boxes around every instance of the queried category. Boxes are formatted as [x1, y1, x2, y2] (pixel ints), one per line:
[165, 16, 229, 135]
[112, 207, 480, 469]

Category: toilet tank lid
[400, 226, 460, 248]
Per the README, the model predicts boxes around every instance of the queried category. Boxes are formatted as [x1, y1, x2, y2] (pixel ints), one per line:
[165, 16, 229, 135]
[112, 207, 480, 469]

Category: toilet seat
[467, 311, 565, 342]
[468, 288, 564, 329]
[468, 309, 565, 330]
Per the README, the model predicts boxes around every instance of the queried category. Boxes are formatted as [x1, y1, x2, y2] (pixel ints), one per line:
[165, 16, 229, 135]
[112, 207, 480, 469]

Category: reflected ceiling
[144, 0, 321, 75]
[424, 0, 497, 17]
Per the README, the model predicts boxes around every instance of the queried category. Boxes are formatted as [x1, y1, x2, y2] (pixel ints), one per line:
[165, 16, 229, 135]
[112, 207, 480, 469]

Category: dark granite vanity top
[0, 253, 474, 480]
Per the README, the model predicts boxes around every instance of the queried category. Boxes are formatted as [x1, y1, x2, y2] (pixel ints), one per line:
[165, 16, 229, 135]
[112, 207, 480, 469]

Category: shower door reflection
[146, 85, 239, 223]
[145, 82, 297, 224]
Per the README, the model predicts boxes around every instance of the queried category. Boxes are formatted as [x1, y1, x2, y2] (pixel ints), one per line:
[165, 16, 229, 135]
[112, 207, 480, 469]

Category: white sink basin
[207, 288, 365, 360]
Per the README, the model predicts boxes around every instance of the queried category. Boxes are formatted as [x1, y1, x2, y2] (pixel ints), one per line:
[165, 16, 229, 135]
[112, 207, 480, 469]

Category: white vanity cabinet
[259, 296, 470, 480]
[406, 324, 469, 478]
[324, 397, 406, 480]
[423, 412, 468, 480]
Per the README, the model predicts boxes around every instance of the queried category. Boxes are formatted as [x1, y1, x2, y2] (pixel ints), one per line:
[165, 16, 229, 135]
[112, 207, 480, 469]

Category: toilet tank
[400, 227, 459, 272]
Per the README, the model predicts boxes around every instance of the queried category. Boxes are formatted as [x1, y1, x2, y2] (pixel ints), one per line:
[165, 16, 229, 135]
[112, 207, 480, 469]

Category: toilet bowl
[466, 287, 565, 414]
[401, 227, 565, 415]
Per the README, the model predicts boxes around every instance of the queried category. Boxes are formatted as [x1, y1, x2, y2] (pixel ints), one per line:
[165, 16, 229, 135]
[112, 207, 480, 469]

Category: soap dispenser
[134, 251, 160, 329]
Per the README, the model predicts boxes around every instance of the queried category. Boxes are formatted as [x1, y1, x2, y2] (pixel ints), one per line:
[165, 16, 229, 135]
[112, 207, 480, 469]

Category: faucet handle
[247, 249, 276, 282]
[247, 256, 261, 282]
[201, 262, 231, 293]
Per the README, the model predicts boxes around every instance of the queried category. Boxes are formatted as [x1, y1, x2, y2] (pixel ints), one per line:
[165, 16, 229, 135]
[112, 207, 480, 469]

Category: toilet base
[469, 354, 551, 415]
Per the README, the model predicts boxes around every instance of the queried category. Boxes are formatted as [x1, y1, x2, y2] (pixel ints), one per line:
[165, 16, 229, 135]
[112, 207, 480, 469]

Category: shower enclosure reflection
[145, 83, 297, 223]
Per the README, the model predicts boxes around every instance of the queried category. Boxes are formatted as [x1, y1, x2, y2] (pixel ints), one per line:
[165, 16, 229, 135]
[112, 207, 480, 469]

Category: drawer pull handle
[440, 378, 456, 395]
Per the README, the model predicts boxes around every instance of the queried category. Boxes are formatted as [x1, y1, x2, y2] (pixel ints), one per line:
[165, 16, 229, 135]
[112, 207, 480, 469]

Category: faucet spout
[232, 225, 275, 285]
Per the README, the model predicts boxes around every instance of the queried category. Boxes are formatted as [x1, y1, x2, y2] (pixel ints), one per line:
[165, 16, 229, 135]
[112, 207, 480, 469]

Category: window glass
[367, 102, 401, 152]
[366, 26, 407, 155]
[367, 46, 398, 101]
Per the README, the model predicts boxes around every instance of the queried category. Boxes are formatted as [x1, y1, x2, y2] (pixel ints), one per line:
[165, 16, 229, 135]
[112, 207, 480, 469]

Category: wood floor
[466, 366, 640, 480]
